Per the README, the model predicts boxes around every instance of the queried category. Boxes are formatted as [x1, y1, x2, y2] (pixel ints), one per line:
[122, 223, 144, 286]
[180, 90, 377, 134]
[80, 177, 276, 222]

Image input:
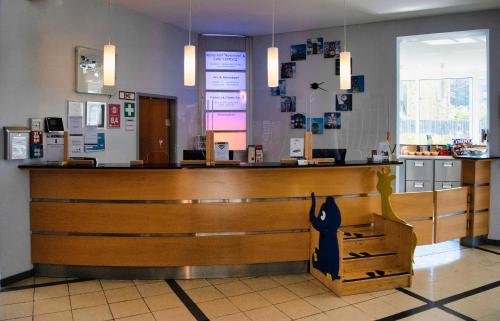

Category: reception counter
[20, 161, 400, 279]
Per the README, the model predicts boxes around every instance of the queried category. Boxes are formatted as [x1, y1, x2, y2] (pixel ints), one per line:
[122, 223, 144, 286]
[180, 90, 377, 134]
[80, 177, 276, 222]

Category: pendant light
[103, 0, 116, 86]
[184, 0, 196, 86]
[340, 0, 351, 90]
[267, 0, 279, 88]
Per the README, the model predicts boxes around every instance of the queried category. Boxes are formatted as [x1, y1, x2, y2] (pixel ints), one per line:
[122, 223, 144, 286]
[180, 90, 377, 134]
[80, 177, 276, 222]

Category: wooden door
[139, 97, 170, 164]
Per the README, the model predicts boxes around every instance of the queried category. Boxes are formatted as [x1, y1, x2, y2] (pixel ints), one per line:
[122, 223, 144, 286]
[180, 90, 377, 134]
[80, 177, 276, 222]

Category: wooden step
[341, 226, 384, 240]
[342, 251, 398, 273]
[340, 270, 411, 296]
[342, 235, 386, 252]
[343, 267, 408, 283]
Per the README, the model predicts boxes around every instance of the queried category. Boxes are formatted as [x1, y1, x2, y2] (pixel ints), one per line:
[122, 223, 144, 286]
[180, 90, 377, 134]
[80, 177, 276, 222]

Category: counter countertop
[19, 160, 402, 170]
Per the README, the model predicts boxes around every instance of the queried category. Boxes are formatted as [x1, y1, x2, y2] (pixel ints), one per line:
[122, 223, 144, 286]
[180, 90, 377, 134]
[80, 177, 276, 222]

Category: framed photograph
[307, 118, 324, 135]
[324, 112, 341, 129]
[271, 80, 286, 96]
[86, 101, 106, 128]
[291, 113, 306, 129]
[336, 94, 352, 112]
[324, 41, 341, 58]
[281, 96, 296, 112]
[291, 44, 307, 61]
[76, 46, 115, 95]
[281, 62, 296, 78]
[307, 37, 324, 55]
[348, 75, 365, 93]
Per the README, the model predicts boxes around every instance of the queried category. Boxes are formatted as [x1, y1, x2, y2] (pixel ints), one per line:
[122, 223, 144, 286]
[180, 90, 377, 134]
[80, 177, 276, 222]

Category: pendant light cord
[272, 0, 276, 47]
[343, 0, 347, 51]
[188, 0, 192, 45]
[107, 0, 111, 45]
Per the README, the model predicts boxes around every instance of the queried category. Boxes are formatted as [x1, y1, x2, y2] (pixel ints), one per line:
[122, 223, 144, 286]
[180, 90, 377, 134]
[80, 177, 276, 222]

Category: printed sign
[108, 104, 121, 128]
[206, 51, 246, 70]
[206, 72, 246, 91]
[124, 102, 136, 118]
[119, 91, 136, 100]
[206, 92, 247, 111]
[85, 132, 105, 152]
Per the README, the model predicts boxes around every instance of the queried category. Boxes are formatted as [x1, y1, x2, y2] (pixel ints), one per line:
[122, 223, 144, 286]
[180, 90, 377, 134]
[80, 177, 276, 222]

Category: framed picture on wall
[86, 101, 106, 128]
[75, 46, 115, 95]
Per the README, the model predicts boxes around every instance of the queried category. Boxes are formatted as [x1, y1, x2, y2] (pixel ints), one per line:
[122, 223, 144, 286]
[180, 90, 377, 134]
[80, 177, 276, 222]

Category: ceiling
[112, 0, 500, 36]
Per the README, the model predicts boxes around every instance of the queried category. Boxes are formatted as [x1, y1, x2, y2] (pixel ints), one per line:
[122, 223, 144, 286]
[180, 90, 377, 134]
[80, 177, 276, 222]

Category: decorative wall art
[307, 118, 324, 134]
[324, 112, 341, 129]
[76, 46, 115, 95]
[336, 94, 352, 111]
[271, 79, 286, 96]
[281, 96, 296, 112]
[291, 44, 307, 61]
[281, 62, 296, 78]
[307, 37, 324, 55]
[348, 75, 365, 93]
[291, 113, 306, 129]
[324, 41, 341, 58]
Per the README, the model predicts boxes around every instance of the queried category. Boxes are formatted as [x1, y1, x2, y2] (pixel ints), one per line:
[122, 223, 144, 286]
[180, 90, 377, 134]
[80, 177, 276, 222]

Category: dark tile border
[0, 278, 92, 292]
[166, 279, 209, 321]
[0, 269, 34, 287]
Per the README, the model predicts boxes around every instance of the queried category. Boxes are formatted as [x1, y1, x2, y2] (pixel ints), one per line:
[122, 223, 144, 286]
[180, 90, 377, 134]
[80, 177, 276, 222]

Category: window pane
[206, 72, 246, 90]
[214, 132, 247, 150]
[206, 112, 246, 131]
[206, 91, 247, 111]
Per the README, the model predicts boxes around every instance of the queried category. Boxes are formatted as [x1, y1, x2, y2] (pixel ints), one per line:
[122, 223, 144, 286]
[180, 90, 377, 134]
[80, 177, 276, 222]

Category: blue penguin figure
[310, 192, 341, 280]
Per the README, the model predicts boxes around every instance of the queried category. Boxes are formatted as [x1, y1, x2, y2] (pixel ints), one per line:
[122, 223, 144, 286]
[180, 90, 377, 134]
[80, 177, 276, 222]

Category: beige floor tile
[215, 280, 253, 297]
[241, 277, 280, 291]
[133, 279, 163, 285]
[245, 305, 291, 321]
[258, 286, 299, 304]
[208, 278, 238, 285]
[0, 301, 33, 320]
[34, 310, 73, 321]
[399, 308, 463, 321]
[445, 287, 500, 320]
[35, 277, 66, 285]
[115, 312, 156, 321]
[144, 293, 183, 312]
[99, 280, 135, 290]
[229, 292, 271, 311]
[104, 286, 140, 303]
[34, 284, 69, 300]
[3, 277, 34, 288]
[340, 292, 374, 304]
[153, 307, 196, 321]
[68, 280, 102, 295]
[72, 304, 113, 321]
[136, 282, 172, 297]
[277, 297, 322, 319]
[213, 312, 251, 321]
[286, 281, 327, 298]
[198, 298, 239, 318]
[109, 298, 149, 319]
[70, 291, 107, 309]
[5, 317, 32, 321]
[296, 313, 332, 321]
[324, 305, 374, 321]
[34, 296, 71, 315]
[477, 311, 500, 321]
[0, 288, 33, 305]
[378, 292, 425, 310]
[354, 297, 403, 319]
[308, 279, 331, 292]
[369, 289, 397, 297]
[185, 285, 224, 303]
[176, 279, 211, 290]
[271, 274, 310, 286]
[304, 292, 349, 311]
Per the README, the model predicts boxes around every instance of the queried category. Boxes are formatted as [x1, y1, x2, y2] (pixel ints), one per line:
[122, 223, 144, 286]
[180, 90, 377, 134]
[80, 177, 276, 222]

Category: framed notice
[206, 72, 246, 91]
[206, 51, 246, 70]
[86, 101, 106, 128]
[206, 92, 246, 111]
[108, 104, 121, 128]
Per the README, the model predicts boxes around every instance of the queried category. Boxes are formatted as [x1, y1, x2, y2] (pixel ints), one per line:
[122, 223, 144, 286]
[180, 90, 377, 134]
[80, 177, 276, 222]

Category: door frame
[137, 93, 177, 163]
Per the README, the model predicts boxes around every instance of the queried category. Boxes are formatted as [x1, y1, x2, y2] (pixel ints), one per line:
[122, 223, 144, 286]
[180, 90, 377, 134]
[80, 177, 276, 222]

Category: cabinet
[403, 158, 461, 192]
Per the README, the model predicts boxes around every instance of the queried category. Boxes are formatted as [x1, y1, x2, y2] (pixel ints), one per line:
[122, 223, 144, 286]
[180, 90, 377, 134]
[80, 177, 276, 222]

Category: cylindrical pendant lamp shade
[340, 51, 351, 90]
[184, 45, 196, 87]
[103, 44, 116, 86]
[267, 47, 279, 88]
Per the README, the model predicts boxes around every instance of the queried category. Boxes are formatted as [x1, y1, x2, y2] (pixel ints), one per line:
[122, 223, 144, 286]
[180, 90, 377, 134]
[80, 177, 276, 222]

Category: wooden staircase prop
[310, 168, 416, 296]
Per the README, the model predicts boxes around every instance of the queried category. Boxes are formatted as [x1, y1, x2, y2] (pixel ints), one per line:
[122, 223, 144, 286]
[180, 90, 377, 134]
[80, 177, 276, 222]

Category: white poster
[84, 127, 98, 145]
[68, 101, 84, 135]
[290, 138, 304, 157]
[125, 118, 136, 132]
[206, 72, 246, 91]
[70, 135, 85, 157]
[206, 51, 246, 70]
[206, 92, 246, 111]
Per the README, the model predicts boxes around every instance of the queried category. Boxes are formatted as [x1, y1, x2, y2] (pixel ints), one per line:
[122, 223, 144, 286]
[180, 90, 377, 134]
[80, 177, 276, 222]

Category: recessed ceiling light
[422, 39, 456, 45]
[455, 37, 476, 43]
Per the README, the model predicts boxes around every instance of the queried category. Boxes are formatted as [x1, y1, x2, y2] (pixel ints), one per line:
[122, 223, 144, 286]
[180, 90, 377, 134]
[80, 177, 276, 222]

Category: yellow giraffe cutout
[377, 167, 417, 270]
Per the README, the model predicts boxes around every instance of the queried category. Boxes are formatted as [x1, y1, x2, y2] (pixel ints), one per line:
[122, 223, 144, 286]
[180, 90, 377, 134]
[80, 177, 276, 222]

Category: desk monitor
[313, 149, 347, 162]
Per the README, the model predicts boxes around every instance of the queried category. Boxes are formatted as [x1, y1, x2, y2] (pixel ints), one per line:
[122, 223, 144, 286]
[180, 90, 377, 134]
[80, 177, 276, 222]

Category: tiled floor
[0, 241, 498, 321]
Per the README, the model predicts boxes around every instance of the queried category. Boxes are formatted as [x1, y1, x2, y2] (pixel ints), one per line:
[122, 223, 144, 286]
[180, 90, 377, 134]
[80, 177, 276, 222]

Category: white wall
[0, 0, 198, 279]
[252, 10, 500, 239]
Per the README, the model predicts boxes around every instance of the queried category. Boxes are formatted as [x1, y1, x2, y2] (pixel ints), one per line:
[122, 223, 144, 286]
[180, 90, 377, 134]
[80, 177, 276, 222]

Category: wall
[0, 0, 198, 279]
[252, 10, 500, 239]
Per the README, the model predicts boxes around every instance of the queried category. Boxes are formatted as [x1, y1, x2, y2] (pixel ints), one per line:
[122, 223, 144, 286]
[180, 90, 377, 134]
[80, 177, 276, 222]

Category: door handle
[443, 162, 453, 167]
[414, 181, 424, 188]
[159, 139, 164, 148]
[414, 161, 424, 167]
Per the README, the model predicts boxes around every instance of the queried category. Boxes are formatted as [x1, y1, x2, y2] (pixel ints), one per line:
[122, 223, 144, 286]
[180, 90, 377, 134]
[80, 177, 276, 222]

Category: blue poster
[85, 132, 105, 152]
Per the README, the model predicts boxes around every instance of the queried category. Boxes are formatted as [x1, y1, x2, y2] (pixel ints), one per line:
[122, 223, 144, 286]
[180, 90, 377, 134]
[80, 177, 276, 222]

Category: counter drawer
[435, 160, 461, 182]
[435, 181, 461, 190]
[405, 180, 433, 192]
[405, 160, 433, 181]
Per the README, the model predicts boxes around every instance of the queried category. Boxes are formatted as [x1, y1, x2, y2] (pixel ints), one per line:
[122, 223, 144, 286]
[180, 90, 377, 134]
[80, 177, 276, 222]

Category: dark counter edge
[18, 160, 403, 170]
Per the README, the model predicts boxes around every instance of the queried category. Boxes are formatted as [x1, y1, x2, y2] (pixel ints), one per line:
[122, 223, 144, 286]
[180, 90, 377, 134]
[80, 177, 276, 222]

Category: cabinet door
[435, 160, 461, 182]
[405, 180, 433, 192]
[406, 160, 434, 180]
[435, 181, 462, 190]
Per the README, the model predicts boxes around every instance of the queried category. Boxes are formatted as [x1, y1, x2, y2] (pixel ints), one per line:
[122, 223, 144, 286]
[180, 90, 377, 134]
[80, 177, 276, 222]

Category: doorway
[138, 94, 176, 164]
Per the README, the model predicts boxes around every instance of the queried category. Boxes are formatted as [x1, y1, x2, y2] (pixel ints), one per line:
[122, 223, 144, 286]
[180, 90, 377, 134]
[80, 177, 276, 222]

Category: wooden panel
[30, 201, 309, 234]
[470, 212, 489, 236]
[435, 215, 468, 243]
[337, 196, 380, 226]
[139, 97, 170, 164]
[461, 160, 490, 185]
[390, 192, 434, 219]
[408, 221, 433, 245]
[30, 166, 385, 200]
[31, 233, 309, 267]
[471, 185, 490, 210]
[435, 187, 468, 215]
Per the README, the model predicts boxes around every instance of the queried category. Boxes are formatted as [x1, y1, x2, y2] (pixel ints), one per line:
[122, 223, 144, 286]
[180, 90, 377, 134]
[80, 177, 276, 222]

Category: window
[205, 51, 248, 150]
[398, 30, 488, 145]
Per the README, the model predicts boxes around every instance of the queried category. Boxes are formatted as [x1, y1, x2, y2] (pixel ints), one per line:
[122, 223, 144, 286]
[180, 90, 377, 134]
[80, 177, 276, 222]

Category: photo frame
[86, 101, 106, 128]
[76, 46, 115, 95]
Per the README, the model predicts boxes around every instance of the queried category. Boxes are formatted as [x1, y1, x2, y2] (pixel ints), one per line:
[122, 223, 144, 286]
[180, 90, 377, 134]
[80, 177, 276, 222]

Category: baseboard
[485, 238, 500, 246]
[0, 269, 34, 287]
